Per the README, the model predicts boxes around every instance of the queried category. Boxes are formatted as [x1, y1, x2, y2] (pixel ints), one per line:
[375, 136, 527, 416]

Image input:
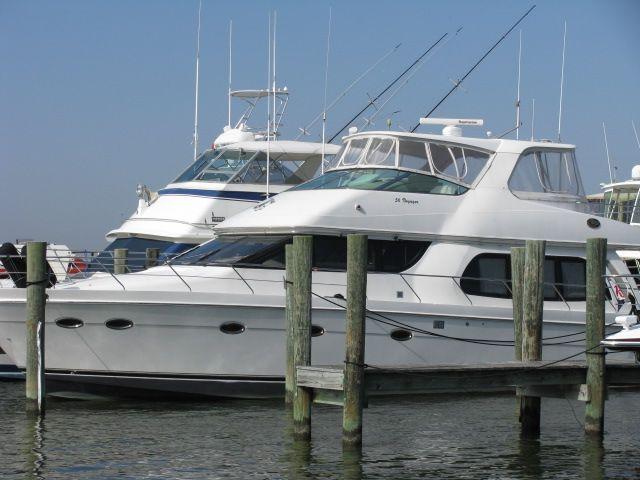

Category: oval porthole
[220, 322, 245, 335]
[311, 325, 325, 337]
[105, 318, 134, 330]
[390, 329, 413, 342]
[55, 317, 84, 329]
[587, 218, 601, 229]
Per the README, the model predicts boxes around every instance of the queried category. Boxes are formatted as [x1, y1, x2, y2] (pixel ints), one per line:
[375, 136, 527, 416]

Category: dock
[297, 361, 640, 403]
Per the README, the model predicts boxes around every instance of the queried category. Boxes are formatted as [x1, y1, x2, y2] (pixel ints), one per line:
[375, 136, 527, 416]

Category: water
[1, 382, 639, 479]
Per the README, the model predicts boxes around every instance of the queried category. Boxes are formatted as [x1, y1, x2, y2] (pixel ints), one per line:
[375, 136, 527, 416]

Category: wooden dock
[297, 361, 640, 405]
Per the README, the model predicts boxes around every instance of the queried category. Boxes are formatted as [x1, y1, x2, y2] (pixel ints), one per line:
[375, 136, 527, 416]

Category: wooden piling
[113, 248, 128, 274]
[292, 236, 313, 440]
[25, 242, 47, 414]
[284, 244, 295, 406]
[145, 247, 160, 269]
[511, 247, 526, 362]
[520, 240, 545, 437]
[343, 234, 368, 447]
[584, 238, 607, 436]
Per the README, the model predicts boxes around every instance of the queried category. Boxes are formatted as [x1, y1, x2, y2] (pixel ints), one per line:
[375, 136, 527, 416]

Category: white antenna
[633, 120, 640, 152]
[228, 20, 232, 127]
[321, 7, 332, 174]
[266, 12, 272, 198]
[192, 0, 202, 162]
[515, 29, 522, 140]
[530, 98, 535, 141]
[557, 20, 567, 142]
[603, 122, 613, 183]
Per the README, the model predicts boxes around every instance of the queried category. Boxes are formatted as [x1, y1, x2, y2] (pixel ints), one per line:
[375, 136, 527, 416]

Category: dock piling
[145, 247, 160, 269]
[520, 240, 545, 437]
[113, 248, 128, 274]
[511, 246, 525, 418]
[584, 237, 607, 436]
[25, 241, 47, 414]
[343, 234, 368, 447]
[285, 244, 294, 406]
[292, 236, 313, 440]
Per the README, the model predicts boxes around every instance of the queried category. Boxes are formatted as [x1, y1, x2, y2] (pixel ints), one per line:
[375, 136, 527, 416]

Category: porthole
[390, 329, 413, 342]
[105, 318, 134, 330]
[587, 218, 601, 229]
[311, 325, 325, 337]
[55, 317, 84, 329]
[220, 322, 245, 335]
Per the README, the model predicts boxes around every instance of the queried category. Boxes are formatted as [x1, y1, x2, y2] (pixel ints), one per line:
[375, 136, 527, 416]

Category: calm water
[1, 382, 639, 479]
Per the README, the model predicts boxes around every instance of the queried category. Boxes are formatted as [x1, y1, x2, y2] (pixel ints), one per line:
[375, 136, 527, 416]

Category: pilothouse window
[172, 235, 429, 273]
[509, 150, 585, 198]
[333, 136, 491, 186]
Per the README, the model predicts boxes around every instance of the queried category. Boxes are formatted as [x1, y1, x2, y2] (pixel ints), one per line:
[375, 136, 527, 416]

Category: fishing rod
[361, 27, 463, 131]
[296, 43, 402, 140]
[410, 4, 536, 132]
[328, 32, 448, 143]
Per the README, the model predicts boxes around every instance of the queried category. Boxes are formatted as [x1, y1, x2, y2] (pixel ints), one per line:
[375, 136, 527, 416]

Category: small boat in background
[601, 315, 640, 352]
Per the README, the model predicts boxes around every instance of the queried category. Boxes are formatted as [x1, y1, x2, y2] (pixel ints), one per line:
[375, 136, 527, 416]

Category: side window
[340, 139, 369, 166]
[509, 150, 585, 197]
[312, 237, 429, 273]
[460, 254, 511, 298]
[461, 253, 587, 301]
[398, 140, 430, 172]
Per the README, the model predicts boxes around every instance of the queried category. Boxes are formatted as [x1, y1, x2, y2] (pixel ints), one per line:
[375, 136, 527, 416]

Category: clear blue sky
[1, 0, 639, 249]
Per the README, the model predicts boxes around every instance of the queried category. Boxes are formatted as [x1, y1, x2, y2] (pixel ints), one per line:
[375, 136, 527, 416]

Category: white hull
[0, 285, 629, 397]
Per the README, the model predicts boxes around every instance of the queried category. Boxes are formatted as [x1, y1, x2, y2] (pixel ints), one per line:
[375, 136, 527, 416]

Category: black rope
[25, 278, 50, 287]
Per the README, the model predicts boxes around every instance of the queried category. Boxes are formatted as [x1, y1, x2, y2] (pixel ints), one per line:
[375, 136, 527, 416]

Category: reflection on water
[1, 384, 639, 479]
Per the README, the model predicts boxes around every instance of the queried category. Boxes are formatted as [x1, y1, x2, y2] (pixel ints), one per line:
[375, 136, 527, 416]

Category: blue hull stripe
[158, 188, 275, 202]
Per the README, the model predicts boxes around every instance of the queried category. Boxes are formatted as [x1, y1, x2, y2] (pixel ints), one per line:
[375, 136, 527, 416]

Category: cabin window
[292, 168, 467, 195]
[461, 253, 587, 301]
[509, 150, 585, 198]
[398, 140, 430, 172]
[363, 138, 396, 167]
[172, 235, 429, 273]
[340, 138, 369, 166]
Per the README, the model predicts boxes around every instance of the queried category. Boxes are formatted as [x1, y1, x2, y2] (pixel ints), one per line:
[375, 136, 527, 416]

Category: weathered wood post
[284, 244, 295, 406]
[585, 237, 607, 437]
[113, 248, 128, 274]
[520, 239, 545, 437]
[511, 246, 526, 417]
[145, 247, 160, 269]
[343, 234, 368, 447]
[25, 242, 47, 414]
[511, 247, 526, 361]
[292, 236, 313, 439]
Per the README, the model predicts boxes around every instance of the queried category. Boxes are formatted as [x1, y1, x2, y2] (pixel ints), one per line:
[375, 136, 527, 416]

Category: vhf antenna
[411, 4, 536, 132]
[328, 32, 449, 143]
[603, 122, 613, 183]
[633, 120, 640, 152]
[192, 0, 202, 162]
[228, 20, 232, 127]
[557, 20, 567, 142]
[321, 7, 332, 174]
[515, 29, 522, 140]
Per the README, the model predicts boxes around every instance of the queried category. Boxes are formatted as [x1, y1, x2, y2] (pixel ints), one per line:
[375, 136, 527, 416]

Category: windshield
[172, 235, 430, 272]
[173, 149, 256, 183]
[330, 136, 492, 186]
[290, 168, 467, 195]
[604, 188, 640, 224]
[173, 149, 325, 185]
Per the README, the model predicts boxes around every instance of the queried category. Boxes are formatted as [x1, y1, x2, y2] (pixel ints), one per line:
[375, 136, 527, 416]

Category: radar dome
[632, 165, 640, 180]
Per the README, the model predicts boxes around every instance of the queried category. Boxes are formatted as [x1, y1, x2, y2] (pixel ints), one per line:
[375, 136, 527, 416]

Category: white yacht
[1, 121, 639, 398]
[587, 167, 640, 274]
[94, 89, 339, 270]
